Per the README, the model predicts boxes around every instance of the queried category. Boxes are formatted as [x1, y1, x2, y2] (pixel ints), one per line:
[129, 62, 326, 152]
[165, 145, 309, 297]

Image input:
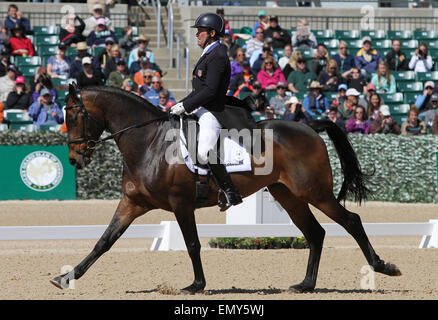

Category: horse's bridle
[65, 92, 169, 157]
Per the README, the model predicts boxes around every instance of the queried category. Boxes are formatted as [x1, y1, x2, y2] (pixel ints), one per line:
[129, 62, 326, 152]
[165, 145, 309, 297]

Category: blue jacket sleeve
[28, 102, 41, 121]
[303, 96, 315, 117]
[415, 95, 426, 109]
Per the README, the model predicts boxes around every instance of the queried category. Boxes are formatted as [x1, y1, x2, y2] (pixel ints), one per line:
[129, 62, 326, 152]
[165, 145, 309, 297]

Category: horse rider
[170, 12, 243, 209]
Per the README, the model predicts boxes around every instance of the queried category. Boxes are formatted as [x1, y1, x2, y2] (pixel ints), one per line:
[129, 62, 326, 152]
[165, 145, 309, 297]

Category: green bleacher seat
[335, 30, 360, 39]
[18, 65, 38, 77]
[344, 39, 362, 49]
[387, 30, 412, 40]
[319, 39, 339, 49]
[9, 123, 36, 131]
[35, 35, 59, 47]
[237, 90, 252, 100]
[15, 56, 41, 67]
[380, 92, 404, 104]
[397, 81, 423, 92]
[33, 25, 59, 35]
[4, 110, 32, 123]
[296, 48, 314, 59]
[39, 124, 61, 132]
[403, 92, 421, 104]
[52, 78, 71, 88]
[401, 40, 418, 49]
[429, 49, 438, 59]
[38, 45, 58, 57]
[56, 90, 69, 100]
[373, 39, 392, 49]
[416, 71, 438, 81]
[66, 46, 77, 57]
[294, 92, 306, 101]
[236, 38, 247, 47]
[273, 48, 284, 58]
[239, 26, 252, 35]
[253, 114, 267, 122]
[393, 71, 416, 82]
[413, 30, 438, 40]
[91, 46, 105, 56]
[114, 27, 123, 39]
[265, 89, 277, 102]
[314, 29, 334, 39]
[389, 104, 410, 115]
[361, 30, 386, 39]
[325, 91, 338, 101]
[422, 40, 438, 49]
[392, 114, 408, 126]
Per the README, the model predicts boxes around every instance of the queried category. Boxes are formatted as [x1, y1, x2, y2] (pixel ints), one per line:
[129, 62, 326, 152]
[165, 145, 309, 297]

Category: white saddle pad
[179, 126, 252, 175]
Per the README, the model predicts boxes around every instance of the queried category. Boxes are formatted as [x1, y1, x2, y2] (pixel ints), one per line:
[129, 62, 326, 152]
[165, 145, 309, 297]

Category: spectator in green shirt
[287, 57, 317, 94]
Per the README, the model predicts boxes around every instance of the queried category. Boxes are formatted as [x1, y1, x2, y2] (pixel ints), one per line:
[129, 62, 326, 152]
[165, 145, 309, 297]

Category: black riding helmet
[191, 12, 225, 37]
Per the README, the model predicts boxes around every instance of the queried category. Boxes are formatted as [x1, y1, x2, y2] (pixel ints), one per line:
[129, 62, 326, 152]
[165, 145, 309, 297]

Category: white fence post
[420, 219, 438, 248]
[150, 221, 186, 251]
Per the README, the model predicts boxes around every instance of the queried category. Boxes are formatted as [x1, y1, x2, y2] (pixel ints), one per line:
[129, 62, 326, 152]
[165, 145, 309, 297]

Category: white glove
[170, 102, 186, 116]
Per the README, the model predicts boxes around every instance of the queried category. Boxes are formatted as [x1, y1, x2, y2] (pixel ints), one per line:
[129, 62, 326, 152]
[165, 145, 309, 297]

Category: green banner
[0, 145, 76, 200]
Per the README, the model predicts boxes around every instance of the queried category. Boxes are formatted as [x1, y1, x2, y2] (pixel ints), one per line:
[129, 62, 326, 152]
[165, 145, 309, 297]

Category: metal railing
[176, 32, 190, 95]
[167, 0, 175, 68]
[151, 0, 161, 48]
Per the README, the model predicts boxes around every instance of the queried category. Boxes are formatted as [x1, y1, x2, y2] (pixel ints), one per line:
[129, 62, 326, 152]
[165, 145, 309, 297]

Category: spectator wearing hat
[346, 67, 367, 94]
[346, 105, 370, 134]
[5, 76, 32, 111]
[144, 76, 176, 107]
[257, 55, 286, 90]
[86, 18, 118, 48]
[0, 48, 11, 77]
[332, 83, 348, 107]
[47, 43, 72, 79]
[221, 31, 239, 60]
[31, 66, 56, 104]
[303, 81, 330, 118]
[76, 56, 103, 88]
[423, 94, 438, 128]
[230, 48, 246, 83]
[370, 61, 396, 94]
[385, 39, 409, 71]
[415, 80, 436, 114]
[9, 25, 34, 57]
[332, 41, 356, 74]
[310, 44, 330, 77]
[401, 106, 426, 135]
[108, 58, 131, 88]
[0, 65, 18, 101]
[283, 96, 311, 123]
[291, 18, 317, 50]
[246, 27, 265, 60]
[229, 60, 256, 97]
[287, 57, 317, 94]
[318, 58, 344, 92]
[59, 13, 86, 47]
[4, 4, 31, 36]
[83, 3, 113, 38]
[355, 36, 382, 79]
[269, 82, 289, 116]
[370, 104, 400, 134]
[119, 26, 136, 59]
[251, 10, 269, 37]
[28, 88, 64, 130]
[103, 44, 122, 79]
[121, 78, 139, 95]
[70, 42, 93, 79]
[128, 34, 154, 68]
[250, 81, 269, 115]
[216, 8, 233, 38]
[264, 16, 291, 49]
[326, 105, 346, 132]
[409, 42, 433, 73]
[338, 88, 362, 121]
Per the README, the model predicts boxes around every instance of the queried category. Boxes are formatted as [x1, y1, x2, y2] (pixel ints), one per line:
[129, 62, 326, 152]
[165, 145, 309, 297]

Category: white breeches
[193, 107, 222, 163]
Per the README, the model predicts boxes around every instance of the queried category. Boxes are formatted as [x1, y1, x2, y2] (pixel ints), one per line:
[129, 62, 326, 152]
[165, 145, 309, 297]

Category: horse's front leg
[170, 197, 205, 294]
[50, 195, 148, 289]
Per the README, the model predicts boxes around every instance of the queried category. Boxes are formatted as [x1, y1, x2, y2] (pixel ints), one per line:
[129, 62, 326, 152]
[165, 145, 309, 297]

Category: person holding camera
[283, 96, 313, 123]
[31, 67, 56, 104]
[409, 42, 433, 73]
[310, 44, 329, 77]
[370, 104, 400, 134]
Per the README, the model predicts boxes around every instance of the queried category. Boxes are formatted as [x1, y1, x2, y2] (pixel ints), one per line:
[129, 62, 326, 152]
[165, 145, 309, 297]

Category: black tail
[308, 120, 373, 204]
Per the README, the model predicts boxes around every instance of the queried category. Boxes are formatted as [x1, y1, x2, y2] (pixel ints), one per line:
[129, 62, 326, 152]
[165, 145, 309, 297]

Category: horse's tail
[308, 119, 373, 204]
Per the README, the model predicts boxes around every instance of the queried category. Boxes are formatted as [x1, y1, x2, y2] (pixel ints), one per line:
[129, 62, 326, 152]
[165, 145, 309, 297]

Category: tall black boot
[208, 162, 243, 211]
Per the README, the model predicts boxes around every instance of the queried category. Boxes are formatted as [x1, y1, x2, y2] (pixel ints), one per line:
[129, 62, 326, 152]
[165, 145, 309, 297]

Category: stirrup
[217, 188, 242, 212]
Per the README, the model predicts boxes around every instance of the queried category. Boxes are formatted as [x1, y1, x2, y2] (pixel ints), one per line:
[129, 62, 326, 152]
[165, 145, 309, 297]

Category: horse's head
[65, 83, 105, 169]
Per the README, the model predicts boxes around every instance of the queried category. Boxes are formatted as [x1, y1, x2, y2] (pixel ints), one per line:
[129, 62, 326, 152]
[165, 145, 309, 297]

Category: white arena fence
[0, 220, 437, 250]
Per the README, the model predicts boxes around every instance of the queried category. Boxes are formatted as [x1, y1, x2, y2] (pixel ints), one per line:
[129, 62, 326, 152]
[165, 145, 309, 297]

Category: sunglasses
[256, 31, 264, 34]
[144, 75, 152, 78]
[265, 62, 273, 65]
[152, 81, 160, 84]
[426, 86, 434, 90]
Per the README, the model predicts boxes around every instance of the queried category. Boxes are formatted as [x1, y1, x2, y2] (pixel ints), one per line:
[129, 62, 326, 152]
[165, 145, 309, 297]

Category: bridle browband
[65, 94, 169, 157]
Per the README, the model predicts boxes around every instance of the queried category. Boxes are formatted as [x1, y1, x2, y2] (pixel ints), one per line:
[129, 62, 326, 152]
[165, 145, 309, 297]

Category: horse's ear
[68, 83, 76, 97]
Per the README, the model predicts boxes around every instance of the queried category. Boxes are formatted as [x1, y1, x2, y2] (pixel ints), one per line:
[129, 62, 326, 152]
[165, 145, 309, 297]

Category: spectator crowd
[0, 4, 437, 136]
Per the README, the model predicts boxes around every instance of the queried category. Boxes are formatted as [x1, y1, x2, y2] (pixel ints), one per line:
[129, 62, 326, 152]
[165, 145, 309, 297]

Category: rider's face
[196, 27, 210, 48]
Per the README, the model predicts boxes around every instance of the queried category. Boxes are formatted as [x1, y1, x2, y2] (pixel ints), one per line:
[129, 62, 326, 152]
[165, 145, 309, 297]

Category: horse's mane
[81, 86, 166, 118]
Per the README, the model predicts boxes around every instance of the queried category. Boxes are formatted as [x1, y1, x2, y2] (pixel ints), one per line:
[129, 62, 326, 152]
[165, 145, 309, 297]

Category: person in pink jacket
[256, 55, 286, 90]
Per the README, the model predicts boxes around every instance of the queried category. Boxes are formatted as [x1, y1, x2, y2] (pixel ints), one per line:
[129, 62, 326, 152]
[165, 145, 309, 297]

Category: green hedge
[1, 131, 437, 202]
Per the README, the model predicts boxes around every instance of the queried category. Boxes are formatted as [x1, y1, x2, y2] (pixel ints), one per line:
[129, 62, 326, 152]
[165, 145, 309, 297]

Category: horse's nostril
[69, 158, 76, 166]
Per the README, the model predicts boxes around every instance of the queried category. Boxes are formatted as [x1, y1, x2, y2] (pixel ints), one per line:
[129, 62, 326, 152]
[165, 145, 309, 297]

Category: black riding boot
[208, 162, 243, 211]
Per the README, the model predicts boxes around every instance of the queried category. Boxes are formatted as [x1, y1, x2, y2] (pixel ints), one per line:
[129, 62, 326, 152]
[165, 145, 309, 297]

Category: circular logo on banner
[20, 151, 64, 192]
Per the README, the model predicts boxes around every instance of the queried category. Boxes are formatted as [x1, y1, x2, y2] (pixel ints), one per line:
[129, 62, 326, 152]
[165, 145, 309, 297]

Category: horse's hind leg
[315, 195, 401, 277]
[268, 183, 326, 293]
[50, 195, 148, 289]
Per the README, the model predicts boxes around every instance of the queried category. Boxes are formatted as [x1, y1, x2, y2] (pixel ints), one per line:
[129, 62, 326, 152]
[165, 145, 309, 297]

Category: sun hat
[379, 104, 391, 116]
[82, 56, 92, 65]
[76, 42, 88, 51]
[15, 76, 25, 85]
[97, 18, 106, 26]
[285, 96, 299, 105]
[338, 83, 348, 91]
[308, 81, 324, 89]
[40, 88, 51, 96]
[346, 88, 361, 96]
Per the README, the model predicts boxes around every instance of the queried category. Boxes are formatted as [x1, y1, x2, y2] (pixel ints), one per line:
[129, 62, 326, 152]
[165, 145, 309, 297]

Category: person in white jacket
[409, 43, 433, 72]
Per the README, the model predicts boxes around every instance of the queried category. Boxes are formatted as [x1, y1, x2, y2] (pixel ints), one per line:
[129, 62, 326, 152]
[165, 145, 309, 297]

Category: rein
[65, 101, 169, 156]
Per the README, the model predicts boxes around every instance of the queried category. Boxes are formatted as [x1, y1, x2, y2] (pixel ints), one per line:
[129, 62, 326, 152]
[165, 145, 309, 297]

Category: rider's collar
[201, 40, 219, 57]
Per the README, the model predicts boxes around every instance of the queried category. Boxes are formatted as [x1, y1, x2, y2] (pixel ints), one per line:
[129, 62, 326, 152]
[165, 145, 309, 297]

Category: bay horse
[50, 84, 401, 293]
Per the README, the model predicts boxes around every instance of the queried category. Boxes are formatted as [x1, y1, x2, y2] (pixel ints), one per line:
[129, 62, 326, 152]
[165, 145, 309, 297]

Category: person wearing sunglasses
[414, 80, 436, 114]
[287, 57, 317, 94]
[332, 40, 356, 74]
[144, 75, 176, 107]
[246, 27, 265, 60]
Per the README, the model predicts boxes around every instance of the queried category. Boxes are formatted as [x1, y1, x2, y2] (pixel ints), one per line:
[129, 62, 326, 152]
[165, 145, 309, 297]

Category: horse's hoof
[49, 274, 70, 289]
[381, 262, 402, 276]
[180, 283, 205, 295]
[288, 282, 315, 293]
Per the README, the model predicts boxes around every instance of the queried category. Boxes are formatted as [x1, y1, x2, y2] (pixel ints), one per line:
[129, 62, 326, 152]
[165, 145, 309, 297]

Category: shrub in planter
[208, 237, 309, 249]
